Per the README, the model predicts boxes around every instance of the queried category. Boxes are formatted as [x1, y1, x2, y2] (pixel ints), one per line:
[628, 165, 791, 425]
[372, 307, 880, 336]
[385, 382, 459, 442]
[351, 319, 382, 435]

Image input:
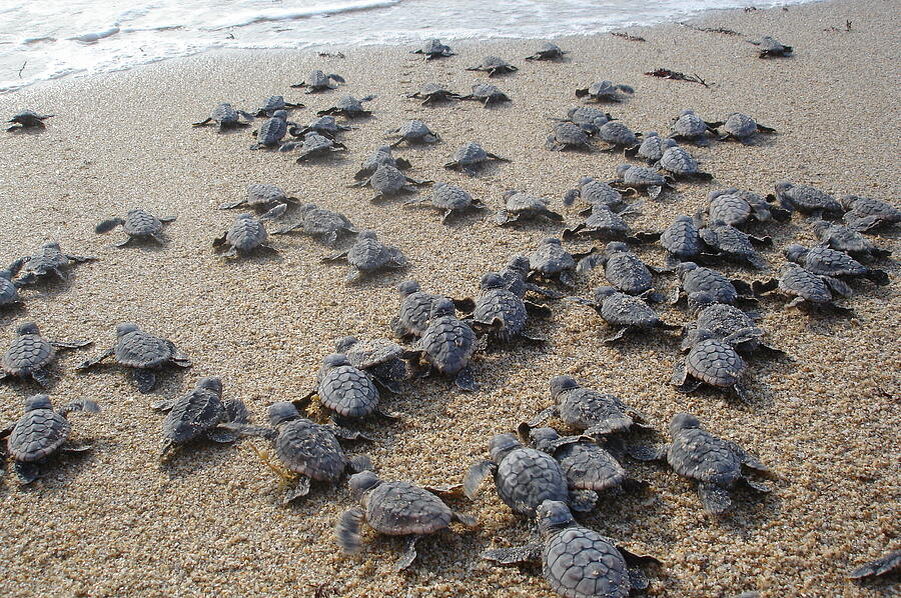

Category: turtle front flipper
[670, 361, 701, 393]
[14, 460, 41, 484]
[218, 199, 247, 210]
[451, 510, 478, 528]
[95, 218, 125, 234]
[51, 339, 93, 350]
[336, 507, 365, 553]
[395, 535, 423, 571]
[481, 542, 543, 566]
[463, 459, 496, 499]
[848, 551, 901, 580]
[603, 327, 629, 344]
[132, 369, 157, 394]
[453, 366, 478, 392]
[75, 347, 115, 370]
[624, 443, 668, 462]
[283, 475, 312, 504]
[151, 398, 177, 412]
[518, 407, 557, 436]
[58, 398, 100, 418]
[30, 368, 53, 388]
[191, 118, 213, 127]
[113, 236, 134, 248]
[569, 489, 598, 512]
[697, 481, 732, 514]
[739, 476, 771, 494]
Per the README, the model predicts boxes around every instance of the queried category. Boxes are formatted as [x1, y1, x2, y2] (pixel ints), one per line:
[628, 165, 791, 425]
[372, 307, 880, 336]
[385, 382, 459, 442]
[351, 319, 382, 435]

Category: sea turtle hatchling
[0, 269, 23, 309]
[567, 286, 680, 344]
[684, 296, 782, 356]
[411, 38, 455, 59]
[323, 230, 408, 283]
[660, 215, 703, 267]
[528, 238, 594, 288]
[317, 95, 375, 119]
[464, 434, 597, 517]
[670, 109, 721, 146]
[583, 242, 662, 299]
[469, 273, 549, 346]
[699, 220, 772, 269]
[460, 84, 511, 107]
[626, 131, 679, 163]
[404, 299, 479, 391]
[610, 164, 674, 200]
[95, 209, 176, 246]
[249, 110, 293, 150]
[466, 56, 518, 77]
[218, 183, 297, 211]
[290, 70, 346, 92]
[670, 330, 750, 401]
[768, 181, 843, 217]
[334, 336, 408, 394]
[8, 242, 97, 286]
[848, 550, 901, 581]
[301, 354, 397, 423]
[525, 42, 568, 61]
[701, 188, 790, 228]
[151, 377, 249, 457]
[75, 323, 193, 393]
[546, 122, 593, 152]
[482, 500, 658, 598]
[191, 103, 253, 130]
[353, 145, 413, 181]
[405, 83, 463, 106]
[288, 115, 352, 140]
[633, 413, 770, 513]
[812, 220, 891, 260]
[784, 244, 889, 286]
[563, 204, 658, 244]
[7, 110, 54, 131]
[386, 119, 441, 146]
[596, 122, 641, 151]
[753, 262, 853, 315]
[656, 146, 713, 180]
[840, 195, 901, 232]
[670, 262, 757, 308]
[390, 282, 474, 340]
[562, 177, 634, 213]
[445, 142, 510, 176]
[280, 132, 347, 163]
[352, 163, 430, 203]
[336, 470, 477, 571]
[749, 35, 793, 58]
[553, 107, 613, 132]
[0, 395, 100, 484]
[272, 203, 357, 247]
[718, 113, 776, 143]
[495, 190, 563, 226]
[403, 182, 487, 224]
[575, 80, 634, 103]
[212, 205, 287, 257]
[254, 95, 304, 117]
[0, 322, 92, 388]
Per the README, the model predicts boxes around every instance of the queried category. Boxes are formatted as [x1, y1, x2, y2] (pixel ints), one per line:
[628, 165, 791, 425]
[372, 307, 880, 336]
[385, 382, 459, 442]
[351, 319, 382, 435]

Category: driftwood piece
[644, 68, 709, 87]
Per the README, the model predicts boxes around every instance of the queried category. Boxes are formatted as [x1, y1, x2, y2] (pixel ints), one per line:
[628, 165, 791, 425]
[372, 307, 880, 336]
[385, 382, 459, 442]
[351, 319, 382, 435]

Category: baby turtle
[411, 38, 454, 59]
[0, 322, 92, 387]
[212, 205, 286, 257]
[353, 145, 412, 181]
[152, 377, 249, 457]
[750, 35, 793, 58]
[528, 238, 594, 288]
[353, 163, 430, 203]
[405, 298, 479, 391]
[482, 500, 658, 598]
[840, 195, 901, 232]
[611, 164, 674, 200]
[670, 110, 721, 146]
[495, 190, 563, 226]
[289, 115, 352, 140]
[754, 262, 853, 315]
[281, 132, 347, 163]
[635, 413, 770, 513]
[466, 56, 518, 77]
[406, 83, 463, 106]
[290, 70, 345, 92]
[768, 181, 843, 217]
[337, 470, 477, 571]
[317, 95, 375, 119]
[218, 183, 297, 211]
[445, 141, 510, 176]
[596, 122, 641, 151]
[249, 110, 292, 150]
[0, 269, 23, 309]
[254, 95, 304, 117]
[702, 188, 789, 227]
[525, 42, 568, 61]
[554, 106, 613, 132]
[848, 550, 901, 581]
[391, 281, 473, 340]
[302, 354, 396, 422]
[685, 296, 781, 356]
[671, 262, 756, 308]
[470, 273, 548, 345]
[404, 182, 487, 224]
[660, 215, 703, 267]
[75, 323, 192, 393]
[464, 434, 596, 517]
[1, 395, 99, 484]
[562, 177, 633, 213]
[587, 242, 660, 299]
[784, 244, 889, 285]
[323, 230, 408, 283]
[8, 242, 97, 286]
[812, 220, 891, 260]
[334, 336, 408, 394]
[671, 330, 749, 400]
[699, 220, 771, 269]
[7, 110, 54, 131]
[273, 203, 357, 247]
[718, 113, 776, 143]
[575, 80, 634, 103]
[563, 204, 656, 244]
[656, 146, 712, 180]
[627, 131, 679, 163]
[546, 122, 593, 152]
[94, 209, 176, 247]
[386, 119, 441, 147]
[191, 103, 252, 130]
[460, 84, 511, 107]
[568, 286, 679, 344]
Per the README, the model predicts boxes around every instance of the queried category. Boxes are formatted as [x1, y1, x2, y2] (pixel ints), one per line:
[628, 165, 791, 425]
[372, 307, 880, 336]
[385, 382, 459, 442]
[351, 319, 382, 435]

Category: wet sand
[0, 0, 898, 596]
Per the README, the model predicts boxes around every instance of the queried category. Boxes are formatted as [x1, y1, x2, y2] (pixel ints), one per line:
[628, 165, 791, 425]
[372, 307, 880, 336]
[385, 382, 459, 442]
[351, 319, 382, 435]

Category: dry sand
[0, 0, 898, 596]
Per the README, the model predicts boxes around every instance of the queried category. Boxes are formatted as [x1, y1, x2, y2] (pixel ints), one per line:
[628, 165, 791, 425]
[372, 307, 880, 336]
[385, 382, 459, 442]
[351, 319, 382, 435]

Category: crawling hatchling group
[4, 32, 899, 595]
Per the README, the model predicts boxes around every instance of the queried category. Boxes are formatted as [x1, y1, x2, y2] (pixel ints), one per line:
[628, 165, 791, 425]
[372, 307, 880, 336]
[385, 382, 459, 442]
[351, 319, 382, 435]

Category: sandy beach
[0, 0, 898, 596]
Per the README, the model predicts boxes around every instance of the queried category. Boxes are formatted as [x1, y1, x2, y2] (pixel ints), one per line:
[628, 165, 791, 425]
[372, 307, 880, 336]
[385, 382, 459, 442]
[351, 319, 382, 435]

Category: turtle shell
[302, 206, 352, 237]
[226, 216, 267, 251]
[779, 264, 833, 303]
[348, 234, 394, 271]
[419, 316, 476, 375]
[566, 107, 611, 128]
[619, 166, 665, 187]
[122, 209, 163, 237]
[452, 142, 489, 165]
[530, 240, 574, 275]
[8, 408, 71, 462]
[256, 115, 288, 145]
[598, 122, 638, 146]
[543, 526, 631, 598]
[661, 216, 702, 259]
[600, 292, 660, 328]
[396, 290, 442, 337]
[496, 447, 569, 517]
[365, 480, 452, 535]
[431, 183, 472, 210]
[798, 246, 868, 277]
[247, 183, 287, 206]
[552, 123, 590, 146]
[275, 419, 346, 481]
[557, 388, 634, 435]
[470, 84, 506, 101]
[667, 426, 742, 486]
[3, 332, 54, 374]
[778, 183, 841, 214]
[318, 364, 379, 418]
[680, 266, 739, 304]
[210, 103, 240, 125]
[396, 119, 433, 140]
[695, 304, 761, 349]
[685, 338, 745, 387]
[473, 289, 527, 341]
[672, 111, 708, 137]
[722, 113, 758, 139]
[163, 386, 225, 443]
[0, 277, 19, 305]
[701, 223, 759, 258]
[369, 164, 408, 195]
[114, 329, 176, 368]
[842, 195, 900, 222]
[604, 252, 653, 295]
[584, 206, 629, 236]
[577, 180, 625, 209]
[506, 192, 551, 215]
[554, 442, 626, 492]
[708, 191, 753, 226]
[659, 147, 700, 175]
[24, 245, 69, 273]
[340, 338, 404, 370]
[636, 133, 677, 162]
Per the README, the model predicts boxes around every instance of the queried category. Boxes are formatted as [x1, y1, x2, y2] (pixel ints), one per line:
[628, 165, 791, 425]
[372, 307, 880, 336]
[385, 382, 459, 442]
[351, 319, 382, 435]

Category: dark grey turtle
[554, 106, 613, 132]
[445, 141, 510, 176]
[464, 434, 597, 517]
[391, 281, 444, 339]
[671, 262, 757, 308]
[671, 330, 749, 401]
[0, 395, 99, 484]
[702, 188, 790, 227]
[323, 230, 408, 283]
[288, 115, 352, 140]
[718, 113, 776, 143]
[546, 122, 593, 151]
[526, 42, 568, 61]
[685, 296, 782, 356]
[563, 204, 657, 244]
[191, 103, 252, 130]
[482, 500, 658, 598]
[849, 550, 901, 581]
[528, 238, 594, 288]
[404, 182, 487, 224]
[840, 195, 901, 232]
[7, 110, 54, 131]
[406, 83, 463, 106]
[575, 80, 634, 103]
[784, 244, 889, 285]
[212, 205, 287, 257]
[496, 255, 565, 301]
[699, 220, 771, 269]
[353, 163, 430, 203]
[151, 377, 249, 457]
[411, 38, 454, 59]
[596, 122, 640, 151]
[634, 413, 770, 514]
[249, 110, 293, 150]
[656, 146, 713, 180]
[75, 322, 192, 393]
[567, 286, 679, 344]
[334, 336, 408, 394]
[8, 242, 97, 286]
[768, 181, 843, 217]
[660, 215, 703, 267]
[272, 203, 357, 247]
[495, 190, 562, 226]
[405, 298, 478, 391]
[280, 132, 348, 163]
[670, 109, 721, 146]
[218, 183, 297, 211]
[0, 323, 92, 388]
[386, 119, 440, 147]
[255, 95, 304, 117]
[0, 269, 23, 308]
[469, 273, 548, 345]
[303, 353, 394, 422]
[460, 84, 511, 107]
[95, 209, 176, 246]
[337, 470, 477, 571]
[466, 56, 518, 77]
[353, 145, 412, 180]
[627, 131, 679, 163]
[317, 95, 375, 119]
[562, 177, 634, 213]
[750, 35, 793, 58]
[586, 242, 660, 298]
[611, 164, 674, 200]
[290, 70, 346, 92]
[753, 262, 853, 315]
[812, 220, 891, 260]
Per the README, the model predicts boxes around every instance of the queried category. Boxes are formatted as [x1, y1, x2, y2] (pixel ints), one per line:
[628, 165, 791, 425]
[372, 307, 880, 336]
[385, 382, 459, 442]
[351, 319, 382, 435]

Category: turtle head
[334, 336, 358, 354]
[615, 164, 631, 178]
[479, 273, 506, 290]
[267, 401, 301, 427]
[707, 187, 735, 202]
[348, 470, 381, 498]
[15, 322, 39, 336]
[0, 268, 11, 280]
[838, 195, 859, 211]
[24, 394, 52, 412]
[541, 237, 562, 247]
[673, 215, 694, 224]
[675, 261, 698, 280]
[549, 375, 580, 400]
[488, 433, 522, 462]
[592, 286, 617, 303]
[430, 298, 455, 319]
[687, 291, 717, 313]
[397, 280, 421, 297]
[577, 176, 595, 186]
[537, 500, 574, 535]
[41, 241, 61, 250]
[774, 181, 793, 195]
[783, 244, 808, 263]
[236, 213, 254, 220]
[661, 137, 679, 149]
[115, 322, 140, 337]
[376, 144, 393, 153]
[358, 230, 377, 241]
[322, 353, 350, 368]
[644, 131, 659, 138]
[669, 412, 701, 436]
[197, 377, 222, 395]
[272, 110, 288, 120]
[679, 109, 695, 116]
[298, 203, 317, 214]
[528, 427, 560, 452]
[506, 255, 530, 275]
[810, 220, 831, 237]
[605, 241, 629, 255]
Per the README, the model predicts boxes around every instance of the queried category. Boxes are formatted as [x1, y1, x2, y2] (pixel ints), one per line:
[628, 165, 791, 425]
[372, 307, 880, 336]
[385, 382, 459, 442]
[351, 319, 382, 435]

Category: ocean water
[0, 0, 809, 93]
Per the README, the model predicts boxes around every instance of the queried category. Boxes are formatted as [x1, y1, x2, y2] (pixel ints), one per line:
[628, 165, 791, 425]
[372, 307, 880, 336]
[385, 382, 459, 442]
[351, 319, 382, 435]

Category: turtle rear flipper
[132, 369, 157, 394]
[849, 551, 901, 580]
[454, 366, 478, 392]
[739, 476, 770, 494]
[59, 398, 101, 417]
[697, 481, 732, 514]
[624, 443, 667, 462]
[864, 268, 890, 286]
[463, 459, 496, 499]
[31, 369, 53, 388]
[14, 460, 41, 484]
[823, 276, 853, 298]
[481, 543, 543, 566]
[569, 489, 598, 512]
[283, 475, 312, 504]
[75, 347, 115, 371]
[336, 507, 365, 553]
[395, 535, 423, 571]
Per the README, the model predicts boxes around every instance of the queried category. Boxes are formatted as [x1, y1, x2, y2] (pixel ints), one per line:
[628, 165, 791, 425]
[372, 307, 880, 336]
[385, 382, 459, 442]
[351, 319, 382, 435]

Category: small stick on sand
[680, 23, 742, 36]
[610, 32, 646, 42]
[17, 61, 26, 78]
[644, 68, 709, 87]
